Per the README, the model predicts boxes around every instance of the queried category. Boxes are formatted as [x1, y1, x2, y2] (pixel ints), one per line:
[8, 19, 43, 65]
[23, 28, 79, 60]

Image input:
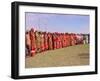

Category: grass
[25, 44, 89, 68]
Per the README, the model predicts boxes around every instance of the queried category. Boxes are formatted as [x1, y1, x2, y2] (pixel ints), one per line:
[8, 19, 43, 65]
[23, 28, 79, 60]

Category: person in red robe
[53, 32, 57, 50]
[74, 34, 77, 45]
[25, 31, 31, 56]
[65, 33, 69, 47]
[40, 32, 45, 52]
[48, 32, 53, 50]
[29, 28, 36, 56]
[70, 33, 74, 46]
[59, 33, 62, 48]
[57, 33, 59, 49]
[56, 33, 60, 49]
[45, 32, 48, 51]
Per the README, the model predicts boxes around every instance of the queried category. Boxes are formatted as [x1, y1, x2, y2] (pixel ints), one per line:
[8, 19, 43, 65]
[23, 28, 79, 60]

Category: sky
[25, 12, 90, 34]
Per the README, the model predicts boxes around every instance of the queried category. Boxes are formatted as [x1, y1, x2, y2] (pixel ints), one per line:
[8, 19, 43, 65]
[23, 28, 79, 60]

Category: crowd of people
[25, 28, 89, 57]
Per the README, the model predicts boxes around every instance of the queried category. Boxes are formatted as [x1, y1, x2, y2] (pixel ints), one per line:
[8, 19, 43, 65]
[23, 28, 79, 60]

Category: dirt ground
[25, 44, 89, 68]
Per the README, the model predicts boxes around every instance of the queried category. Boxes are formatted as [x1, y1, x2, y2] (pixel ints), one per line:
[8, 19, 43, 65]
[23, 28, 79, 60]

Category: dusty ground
[25, 44, 89, 68]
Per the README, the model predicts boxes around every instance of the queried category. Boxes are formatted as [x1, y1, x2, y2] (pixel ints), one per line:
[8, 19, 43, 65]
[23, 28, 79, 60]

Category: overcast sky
[25, 12, 89, 34]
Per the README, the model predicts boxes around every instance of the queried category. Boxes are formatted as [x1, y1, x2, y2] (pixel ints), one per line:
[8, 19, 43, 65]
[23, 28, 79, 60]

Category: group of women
[26, 28, 89, 56]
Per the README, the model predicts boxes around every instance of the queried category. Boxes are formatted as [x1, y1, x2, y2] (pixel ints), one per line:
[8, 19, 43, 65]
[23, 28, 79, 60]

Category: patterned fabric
[25, 28, 90, 57]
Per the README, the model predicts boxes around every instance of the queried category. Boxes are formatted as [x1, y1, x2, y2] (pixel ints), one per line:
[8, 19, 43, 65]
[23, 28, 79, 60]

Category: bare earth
[25, 44, 89, 68]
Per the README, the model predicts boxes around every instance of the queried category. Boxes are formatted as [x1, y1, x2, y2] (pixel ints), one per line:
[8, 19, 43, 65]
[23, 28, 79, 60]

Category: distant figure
[65, 33, 69, 47]
[53, 33, 57, 49]
[30, 28, 36, 56]
[25, 31, 31, 56]
[44, 32, 48, 51]
[87, 34, 90, 44]
[35, 31, 41, 53]
[48, 33, 53, 50]
[59, 33, 62, 48]
[41, 32, 45, 52]
[56, 33, 59, 49]
[76, 34, 83, 44]
[83, 34, 89, 44]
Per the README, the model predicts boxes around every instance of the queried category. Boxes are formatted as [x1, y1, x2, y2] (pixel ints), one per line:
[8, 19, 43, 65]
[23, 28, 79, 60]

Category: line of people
[25, 28, 89, 57]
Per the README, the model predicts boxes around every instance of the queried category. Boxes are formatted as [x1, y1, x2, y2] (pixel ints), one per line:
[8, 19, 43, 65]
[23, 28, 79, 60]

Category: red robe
[30, 29, 36, 56]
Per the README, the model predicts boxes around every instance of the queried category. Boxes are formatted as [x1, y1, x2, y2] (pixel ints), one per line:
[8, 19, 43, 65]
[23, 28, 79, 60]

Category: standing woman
[62, 33, 66, 47]
[56, 33, 59, 49]
[25, 31, 31, 56]
[44, 32, 48, 51]
[30, 28, 36, 56]
[41, 32, 45, 52]
[56, 33, 58, 49]
[64, 33, 67, 47]
[69, 34, 72, 46]
[53, 33, 56, 49]
[39, 31, 43, 52]
[48, 33, 53, 50]
[35, 31, 41, 53]
[70, 33, 75, 46]
[65, 33, 69, 47]
[59, 33, 62, 48]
